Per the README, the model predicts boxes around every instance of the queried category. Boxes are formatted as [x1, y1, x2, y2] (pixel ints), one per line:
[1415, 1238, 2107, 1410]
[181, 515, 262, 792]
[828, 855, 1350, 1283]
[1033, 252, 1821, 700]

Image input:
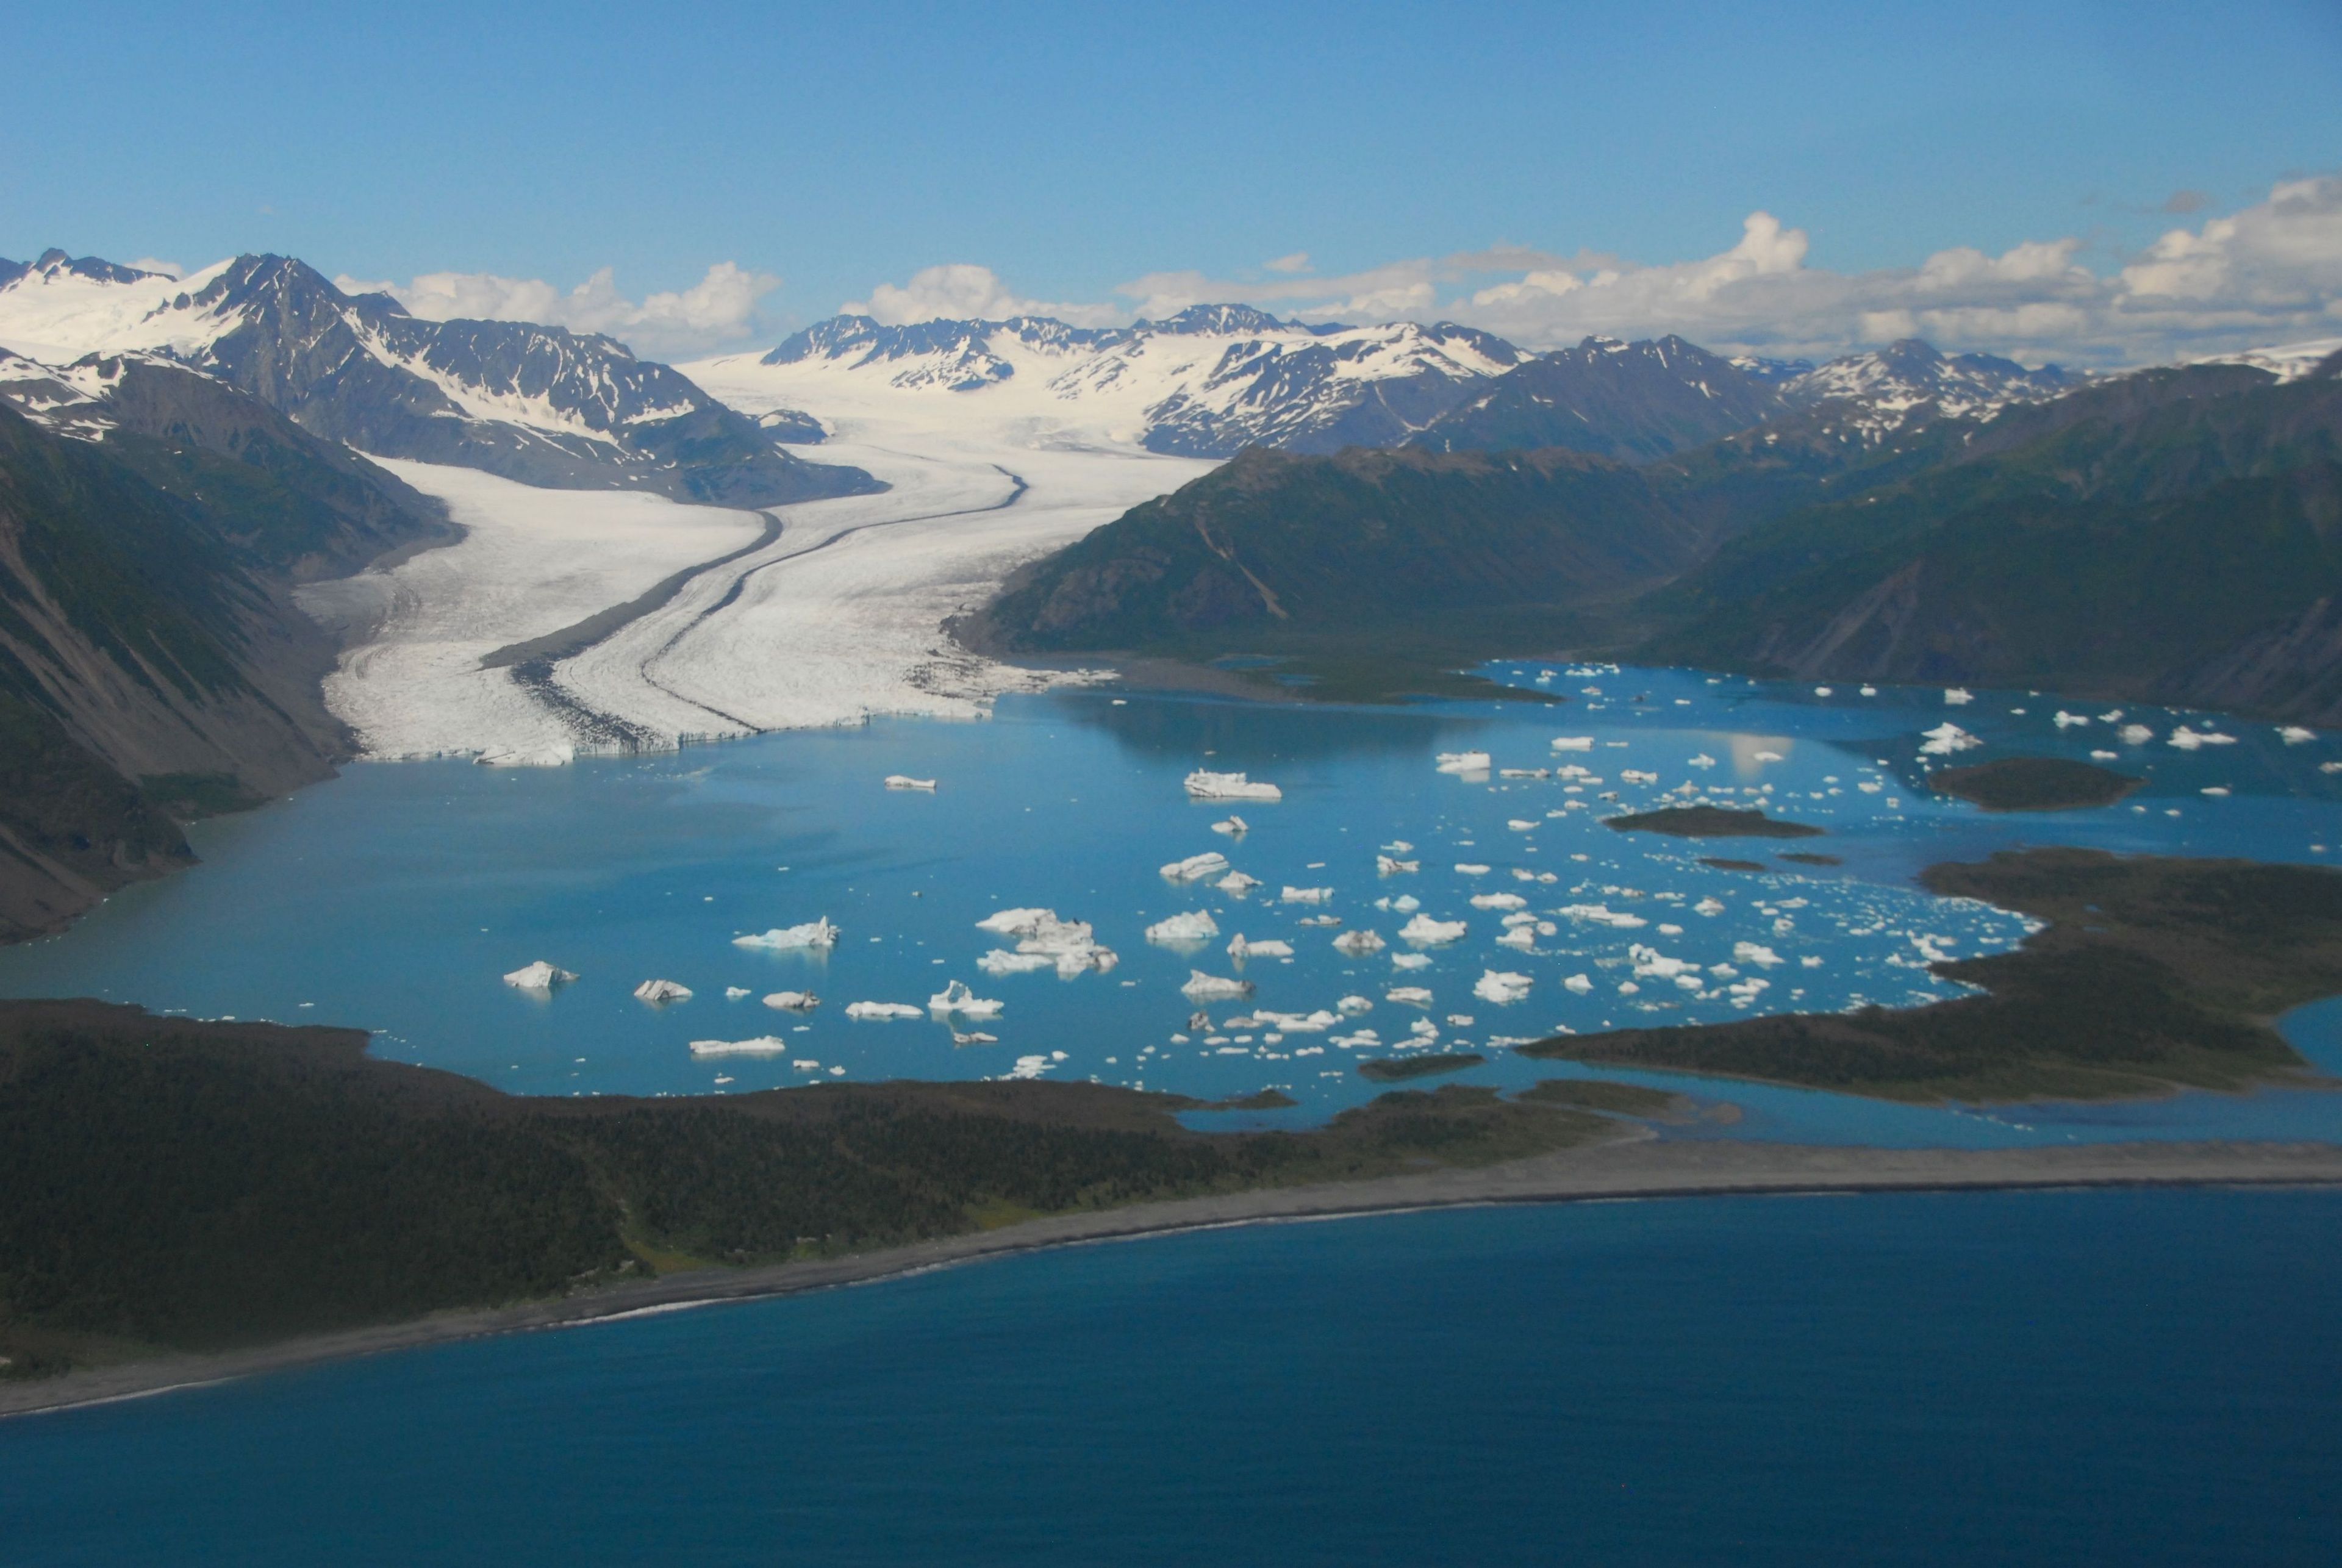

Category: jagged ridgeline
[0, 250, 876, 506]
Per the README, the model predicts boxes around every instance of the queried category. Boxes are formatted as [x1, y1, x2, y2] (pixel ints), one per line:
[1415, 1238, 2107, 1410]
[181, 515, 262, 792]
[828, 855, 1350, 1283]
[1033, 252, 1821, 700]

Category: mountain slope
[1412, 335, 1782, 460]
[0, 251, 872, 506]
[1640, 357, 2342, 718]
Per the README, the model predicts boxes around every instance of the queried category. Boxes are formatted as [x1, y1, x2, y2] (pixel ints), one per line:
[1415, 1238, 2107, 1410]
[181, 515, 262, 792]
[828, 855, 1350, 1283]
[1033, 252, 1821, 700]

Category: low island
[1928, 756, 2143, 811]
[1606, 806, 1825, 840]
[1358, 1053, 1486, 1081]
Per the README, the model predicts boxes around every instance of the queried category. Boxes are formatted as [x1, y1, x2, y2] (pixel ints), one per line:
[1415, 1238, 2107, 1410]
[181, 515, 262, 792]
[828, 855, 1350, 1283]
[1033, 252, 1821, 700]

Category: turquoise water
[4, 665, 2341, 1145]
[7, 1189, 2339, 1566]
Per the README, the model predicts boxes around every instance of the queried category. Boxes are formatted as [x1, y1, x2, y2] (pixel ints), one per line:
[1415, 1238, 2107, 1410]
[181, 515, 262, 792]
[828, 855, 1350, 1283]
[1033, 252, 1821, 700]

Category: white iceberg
[1281, 885, 1333, 904]
[725, 987, 751, 1000]
[1944, 688, 1974, 705]
[1256, 1009, 1340, 1033]
[1333, 929, 1386, 956]
[1495, 927, 1535, 950]
[1732, 941, 1785, 968]
[2280, 726, 2318, 745]
[1185, 770, 1282, 801]
[1146, 910, 1220, 944]
[1629, 945, 1696, 979]
[1551, 736, 1595, 752]
[1919, 723, 1980, 756]
[1228, 934, 1294, 961]
[1211, 815, 1249, 836]
[928, 980, 1004, 1017]
[1387, 986, 1435, 1006]
[1338, 994, 1374, 1014]
[1454, 863, 1491, 876]
[1436, 751, 1494, 775]
[976, 950, 1056, 976]
[734, 918, 840, 950]
[762, 990, 820, 1011]
[1217, 870, 1262, 895]
[2054, 711, 2090, 729]
[503, 961, 577, 990]
[1563, 973, 1594, 995]
[1694, 897, 1725, 917]
[884, 775, 937, 791]
[952, 1031, 998, 1045]
[1400, 914, 1467, 945]
[1181, 970, 1255, 1001]
[1474, 970, 1532, 1004]
[845, 1001, 923, 1021]
[1382, 840, 1415, 853]
[1469, 892, 1528, 911]
[1161, 851, 1231, 882]
[687, 1036, 793, 1056]
[1688, 753, 1717, 768]
[2168, 728, 2237, 750]
[2119, 724, 2155, 745]
[633, 979, 693, 1003]
[1377, 854, 1419, 875]
[979, 910, 1117, 976]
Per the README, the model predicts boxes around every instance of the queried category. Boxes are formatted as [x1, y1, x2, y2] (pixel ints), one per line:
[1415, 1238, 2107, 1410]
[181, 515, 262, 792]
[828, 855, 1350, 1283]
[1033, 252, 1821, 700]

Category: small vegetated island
[0, 1003, 1615, 1380]
[1928, 756, 2143, 811]
[1357, 1052, 1485, 1082]
[1524, 847, 2342, 1103]
[1603, 804, 1826, 839]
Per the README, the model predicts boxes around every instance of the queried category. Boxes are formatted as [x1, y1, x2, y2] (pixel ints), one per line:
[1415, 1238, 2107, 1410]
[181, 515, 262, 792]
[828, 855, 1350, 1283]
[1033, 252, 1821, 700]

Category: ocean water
[4, 665, 2342, 1146]
[6, 1189, 2338, 1566]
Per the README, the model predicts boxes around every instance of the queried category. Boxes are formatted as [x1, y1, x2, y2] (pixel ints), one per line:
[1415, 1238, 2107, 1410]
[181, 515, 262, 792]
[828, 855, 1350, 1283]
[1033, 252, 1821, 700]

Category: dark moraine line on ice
[476, 509, 787, 671]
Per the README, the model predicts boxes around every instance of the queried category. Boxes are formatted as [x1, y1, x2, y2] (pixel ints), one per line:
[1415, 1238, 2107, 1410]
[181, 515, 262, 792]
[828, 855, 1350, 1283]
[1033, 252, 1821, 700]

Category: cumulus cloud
[842, 263, 1123, 328]
[127, 257, 187, 278]
[333, 262, 781, 360]
[1262, 252, 1312, 274]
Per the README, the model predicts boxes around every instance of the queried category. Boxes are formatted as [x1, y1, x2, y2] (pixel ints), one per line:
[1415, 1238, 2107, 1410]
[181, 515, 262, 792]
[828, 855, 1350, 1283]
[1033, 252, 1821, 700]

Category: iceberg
[1400, 914, 1467, 944]
[1387, 986, 1435, 1006]
[1145, 910, 1220, 943]
[2280, 726, 2318, 745]
[1381, 840, 1415, 853]
[984, 910, 1119, 976]
[1280, 885, 1333, 904]
[1211, 815, 1249, 837]
[1732, 941, 1785, 968]
[928, 979, 1004, 1017]
[976, 908, 1055, 936]
[1377, 854, 1419, 875]
[1454, 863, 1491, 876]
[976, 950, 1056, 976]
[1551, 736, 1594, 751]
[1435, 751, 1492, 773]
[1944, 688, 1973, 706]
[2119, 724, 2155, 745]
[2168, 728, 2236, 750]
[1694, 897, 1725, 917]
[733, 918, 840, 950]
[632, 979, 693, 1003]
[1216, 870, 1262, 895]
[503, 961, 577, 990]
[762, 990, 820, 1011]
[1919, 723, 1980, 756]
[1228, 934, 1294, 961]
[884, 775, 938, 791]
[1563, 973, 1594, 994]
[1474, 970, 1532, 1004]
[1688, 753, 1717, 768]
[1181, 970, 1255, 1001]
[687, 1036, 793, 1056]
[1161, 851, 1231, 882]
[1629, 945, 1695, 979]
[1507, 818, 1538, 831]
[725, 987, 751, 1000]
[845, 1001, 923, 1021]
[952, 1030, 998, 1045]
[2054, 711, 2090, 729]
[1495, 927, 1534, 950]
[1469, 892, 1527, 911]
[1338, 994, 1373, 1014]
[1256, 1009, 1339, 1033]
[1499, 768, 1549, 779]
[1333, 929, 1386, 956]
[1185, 770, 1282, 801]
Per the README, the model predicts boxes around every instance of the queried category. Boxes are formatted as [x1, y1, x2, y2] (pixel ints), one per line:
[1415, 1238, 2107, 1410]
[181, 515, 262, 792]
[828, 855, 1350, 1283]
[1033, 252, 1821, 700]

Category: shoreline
[9, 1135, 2340, 1421]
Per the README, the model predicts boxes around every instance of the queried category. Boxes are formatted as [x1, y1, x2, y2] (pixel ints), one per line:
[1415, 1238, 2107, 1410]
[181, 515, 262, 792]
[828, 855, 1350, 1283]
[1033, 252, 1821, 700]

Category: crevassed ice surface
[4, 668, 2341, 1148]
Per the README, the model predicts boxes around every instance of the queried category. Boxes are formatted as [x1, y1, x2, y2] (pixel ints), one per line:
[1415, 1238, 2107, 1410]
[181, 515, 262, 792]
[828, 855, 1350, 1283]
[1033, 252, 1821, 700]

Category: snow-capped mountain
[0, 250, 867, 505]
[1413, 334, 1782, 460]
[2190, 338, 2342, 382]
[708, 305, 1526, 457]
[1775, 338, 2083, 442]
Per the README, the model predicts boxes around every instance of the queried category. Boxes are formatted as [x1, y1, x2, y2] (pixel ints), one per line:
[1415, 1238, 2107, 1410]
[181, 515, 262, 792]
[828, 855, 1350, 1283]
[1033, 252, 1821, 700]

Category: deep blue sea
[7, 1189, 2339, 1566]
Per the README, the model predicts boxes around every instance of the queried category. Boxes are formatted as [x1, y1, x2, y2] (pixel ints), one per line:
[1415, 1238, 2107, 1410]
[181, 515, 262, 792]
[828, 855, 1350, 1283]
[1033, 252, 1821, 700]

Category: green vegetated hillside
[0, 1000, 1616, 1373]
[1641, 360, 2342, 717]
[0, 386, 445, 940]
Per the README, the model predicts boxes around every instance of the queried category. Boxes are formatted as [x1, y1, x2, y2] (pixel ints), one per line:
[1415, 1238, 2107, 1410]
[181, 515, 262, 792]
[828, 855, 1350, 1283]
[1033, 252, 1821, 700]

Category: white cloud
[333, 262, 782, 360]
[127, 257, 187, 279]
[842, 263, 1123, 328]
[1262, 252, 1312, 274]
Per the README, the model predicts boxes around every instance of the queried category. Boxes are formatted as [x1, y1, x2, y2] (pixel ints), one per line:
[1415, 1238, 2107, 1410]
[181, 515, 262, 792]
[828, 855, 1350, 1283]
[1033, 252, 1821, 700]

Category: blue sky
[4, 1, 2337, 360]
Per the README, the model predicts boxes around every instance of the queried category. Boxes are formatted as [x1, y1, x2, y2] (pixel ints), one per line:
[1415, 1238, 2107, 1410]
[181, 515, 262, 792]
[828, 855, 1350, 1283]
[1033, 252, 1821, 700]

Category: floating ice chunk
[993, 912, 1118, 976]
[503, 961, 577, 990]
[1146, 910, 1221, 943]
[1814, 686, 1833, 697]
[952, 1031, 998, 1045]
[1507, 818, 1538, 831]
[1628, 945, 1696, 979]
[1391, 952, 1433, 971]
[1860, 686, 1878, 697]
[1470, 892, 1528, 911]
[1436, 751, 1493, 774]
[1495, 927, 1535, 950]
[1474, 970, 1532, 1004]
[1181, 970, 1255, 1001]
[2281, 726, 2318, 745]
[1688, 753, 1717, 769]
[1211, 815, 1249, 837]
[845, 1001, 923, 1021]
[734, 918, 840, 950]
[1752, 751, 1785, 763]
[1387, 986, 1435, 1006]
[1919, 723, 1981, 756]
[1217, 870, 1262, 895]
[1281, 885, 1333, 904]
[1400, 914, 1469, 944]
[1944, 688, 1974, 705]
[1501, 911, 1539, 926]
[1454, 863, 1492, 876]
[1499, 768, 1550, 779]
[1333, 929, 1387, 956]
[1620, 770, 1659, 785]
[1563, 974, 1594, 995]
[1616, 982, 1640, 995]
[1411, 1018, 1442, 1040]
[1228, 934, 1294, 961]
[928, 979, 1004, 1016]
[1732, 942, 1785, 968]
[1556, 903, 1648, 930]
[976, 950, 1056, 975]
[1185, 770, 1282, 801]
[1007, 1054, 1055, 1079]
[1377, 854, 1420, 875]
[977, 909, 1051, 936]
[2168, 729, 2236, 750]
[2054, 711, 2090, 728]
[884, 775, 937, 792]
[1338, 995, 1373, 1014]
[1694, 896, 1726, 917]
[762, 990, 820, 1011]
[1161, 851, 1232, 882]
[1801, 956, 1824, 968]
[725, 987, 751, 1000]
[1550, 736, 1595, 751]
[2119, 725, 2154, 745]
[1257, 1009, 1339, 1033]
[2091, 750, 2120, 761]
[2202, 786, 2232, 797]
[687, 1036, 793, 1056]
[633, 979, 693, 1003]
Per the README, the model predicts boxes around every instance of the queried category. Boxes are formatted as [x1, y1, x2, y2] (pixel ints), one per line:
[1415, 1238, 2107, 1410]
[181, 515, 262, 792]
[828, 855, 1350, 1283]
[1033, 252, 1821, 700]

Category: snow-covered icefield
[301, 359, 1212, 763]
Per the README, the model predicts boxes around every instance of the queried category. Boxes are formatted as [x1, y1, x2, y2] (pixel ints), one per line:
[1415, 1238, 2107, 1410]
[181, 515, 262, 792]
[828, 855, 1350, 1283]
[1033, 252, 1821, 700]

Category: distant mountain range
[0, 251, 874, 506]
